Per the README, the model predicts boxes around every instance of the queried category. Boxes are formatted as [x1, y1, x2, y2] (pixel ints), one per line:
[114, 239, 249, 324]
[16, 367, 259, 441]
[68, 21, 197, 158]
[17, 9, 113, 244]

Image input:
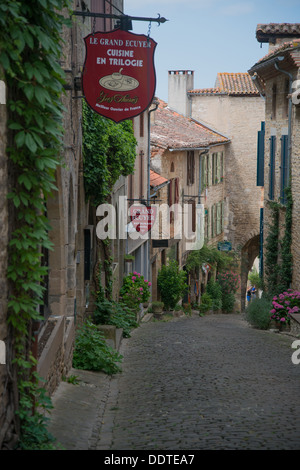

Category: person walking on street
[247, 286, 252, 303]
[251, 285, 257, 300]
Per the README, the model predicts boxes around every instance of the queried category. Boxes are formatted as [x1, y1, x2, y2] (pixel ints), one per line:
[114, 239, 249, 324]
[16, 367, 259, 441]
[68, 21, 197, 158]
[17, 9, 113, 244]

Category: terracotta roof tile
[150, 99, 229, 151]
[150, 170, 168, 188]
[256, 23, 300, 43]
[249, 40, 300, 71]
[189, 73, 259, 96]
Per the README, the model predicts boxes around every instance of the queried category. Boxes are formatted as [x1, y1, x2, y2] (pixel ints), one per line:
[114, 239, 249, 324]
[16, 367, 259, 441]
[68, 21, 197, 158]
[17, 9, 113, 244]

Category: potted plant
[152, 301, 164, 313]
[120, 271, 151, 310]
[124, 254, 135, 262]
[152, 301, 164, 320]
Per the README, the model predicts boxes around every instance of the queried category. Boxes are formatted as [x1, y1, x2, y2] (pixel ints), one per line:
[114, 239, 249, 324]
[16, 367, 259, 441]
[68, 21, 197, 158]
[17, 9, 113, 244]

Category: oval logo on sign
[82, 29, 157, 123]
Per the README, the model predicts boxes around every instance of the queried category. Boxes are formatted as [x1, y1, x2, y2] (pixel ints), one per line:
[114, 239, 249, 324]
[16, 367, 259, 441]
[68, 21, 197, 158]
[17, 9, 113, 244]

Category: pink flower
[280, 317, 286, 322]
[148, 282, 152, 287]
[139, 287, 143, 291]
[133, 271, 138, 275]
[132, 276, 136, 281]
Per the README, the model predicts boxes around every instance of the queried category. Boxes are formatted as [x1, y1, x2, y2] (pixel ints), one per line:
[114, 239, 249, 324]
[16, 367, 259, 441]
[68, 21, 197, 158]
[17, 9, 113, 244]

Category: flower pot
[143, 302, 149, 309]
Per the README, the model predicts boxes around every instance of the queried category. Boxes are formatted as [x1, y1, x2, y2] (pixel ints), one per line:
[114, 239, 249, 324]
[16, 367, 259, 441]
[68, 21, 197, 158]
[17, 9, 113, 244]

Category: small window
[170, 162, 175, 172]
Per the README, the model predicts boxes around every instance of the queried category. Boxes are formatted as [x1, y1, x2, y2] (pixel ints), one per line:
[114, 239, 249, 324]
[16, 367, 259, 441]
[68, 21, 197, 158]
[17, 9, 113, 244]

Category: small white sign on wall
[0, 80, 6, 105]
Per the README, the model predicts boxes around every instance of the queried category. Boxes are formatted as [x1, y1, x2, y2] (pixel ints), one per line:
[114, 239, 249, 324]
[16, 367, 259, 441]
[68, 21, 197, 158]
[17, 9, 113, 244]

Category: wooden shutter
[211, 205, 215, 238]
[257, 121, 265, 187]
[216, 203, 221, 235]
[269, 136, 276, 200]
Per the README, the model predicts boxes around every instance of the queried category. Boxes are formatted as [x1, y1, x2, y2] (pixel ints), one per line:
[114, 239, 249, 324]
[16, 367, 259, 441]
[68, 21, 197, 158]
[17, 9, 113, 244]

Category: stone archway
[240, 233, 260, 312]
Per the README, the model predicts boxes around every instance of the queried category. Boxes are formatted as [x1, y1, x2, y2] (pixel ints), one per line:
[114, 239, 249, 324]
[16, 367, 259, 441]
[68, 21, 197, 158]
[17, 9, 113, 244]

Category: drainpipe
[274, 57, 293, 183]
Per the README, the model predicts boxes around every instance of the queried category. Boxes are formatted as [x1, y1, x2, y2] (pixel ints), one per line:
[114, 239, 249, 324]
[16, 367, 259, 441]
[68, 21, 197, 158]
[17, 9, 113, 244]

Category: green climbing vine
[264, 187, 293, 296]
[82, 99, 137, 207]
[278, 185, 293, 291]
[0, 0, 72, 449]
[264, 202, 280, 295]
[82, 99, 137, 300]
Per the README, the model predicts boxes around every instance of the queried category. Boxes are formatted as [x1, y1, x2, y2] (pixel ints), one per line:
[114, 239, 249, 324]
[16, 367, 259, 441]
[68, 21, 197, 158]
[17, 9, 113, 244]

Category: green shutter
[208, 154, 211, 188]
[257, 121, 265, 187]
[216, 202, 221, 235]
[269, 135, 276, 200]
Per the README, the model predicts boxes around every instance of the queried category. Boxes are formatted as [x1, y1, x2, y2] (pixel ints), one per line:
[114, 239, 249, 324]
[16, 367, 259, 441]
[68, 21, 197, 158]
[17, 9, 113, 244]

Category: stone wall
[262, 71, 300, 290]
[291, 75, 300, 289]
[37, 316, 75, 396]
[192, 94, 265, 252]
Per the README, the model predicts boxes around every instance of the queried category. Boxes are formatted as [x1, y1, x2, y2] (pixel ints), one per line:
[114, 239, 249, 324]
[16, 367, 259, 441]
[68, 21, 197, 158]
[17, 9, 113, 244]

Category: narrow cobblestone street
[95, 313, 300, 451]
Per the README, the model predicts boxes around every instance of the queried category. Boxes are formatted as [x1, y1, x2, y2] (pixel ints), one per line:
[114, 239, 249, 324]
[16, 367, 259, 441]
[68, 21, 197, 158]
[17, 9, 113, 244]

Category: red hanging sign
[130, 205, 157, 235]
[82, 29, 157, 123]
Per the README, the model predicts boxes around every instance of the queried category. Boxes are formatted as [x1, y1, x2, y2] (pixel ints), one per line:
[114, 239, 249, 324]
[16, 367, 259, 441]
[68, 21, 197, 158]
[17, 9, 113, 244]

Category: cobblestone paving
[97, 313, 300, 451]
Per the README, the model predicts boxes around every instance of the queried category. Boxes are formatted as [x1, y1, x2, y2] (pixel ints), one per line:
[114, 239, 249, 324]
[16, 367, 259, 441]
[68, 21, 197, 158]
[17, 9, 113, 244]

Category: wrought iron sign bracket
[72, 11, 168, 31]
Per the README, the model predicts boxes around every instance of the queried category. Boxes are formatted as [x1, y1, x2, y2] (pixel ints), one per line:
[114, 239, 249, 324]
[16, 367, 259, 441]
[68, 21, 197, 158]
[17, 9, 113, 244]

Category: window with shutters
[221, 200, 225, 232]
[216, 152, 222, 183]
[216, 202, 221, 235]
[205, 208, 209, 242]
[187, 150, 195, 185]
[212, 152, 223, 184]
[280, 134, 288, 204]
[269, 136, 276, 200]
[201, 154, 207, 191]
[207, 154, 211, 188]
[212, 153, 216, 185]
[211, 204, 216, 238]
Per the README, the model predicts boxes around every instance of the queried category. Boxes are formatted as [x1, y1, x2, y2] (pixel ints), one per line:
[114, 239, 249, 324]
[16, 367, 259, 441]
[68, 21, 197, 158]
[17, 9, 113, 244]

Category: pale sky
[123, 0, 300, 102]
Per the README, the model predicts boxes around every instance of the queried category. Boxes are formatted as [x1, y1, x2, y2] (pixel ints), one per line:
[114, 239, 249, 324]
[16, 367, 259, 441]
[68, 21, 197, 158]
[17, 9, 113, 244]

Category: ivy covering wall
[82, 100, 137, 207]
[0, 0, 72, 449]
[264, 186, 293, 296]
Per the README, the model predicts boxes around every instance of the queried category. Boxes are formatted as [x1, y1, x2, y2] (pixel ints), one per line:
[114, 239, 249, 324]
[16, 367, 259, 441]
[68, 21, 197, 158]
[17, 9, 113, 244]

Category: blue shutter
[257, 121, 265, 186]
[280, 134, 288, 204]
[269, 136, 276, 200]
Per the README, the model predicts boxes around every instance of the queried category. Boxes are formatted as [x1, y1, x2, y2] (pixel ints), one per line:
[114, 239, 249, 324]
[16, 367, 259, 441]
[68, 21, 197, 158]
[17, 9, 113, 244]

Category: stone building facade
[248, 23, 300, 290]
[167, 70, 265, 309]
[0, 0, 136, 448]
[150, 98, 230, 304]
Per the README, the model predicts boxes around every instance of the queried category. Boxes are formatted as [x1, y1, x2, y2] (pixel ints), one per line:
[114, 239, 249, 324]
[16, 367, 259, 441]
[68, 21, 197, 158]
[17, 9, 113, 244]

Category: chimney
[168, 70, 194, 117]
